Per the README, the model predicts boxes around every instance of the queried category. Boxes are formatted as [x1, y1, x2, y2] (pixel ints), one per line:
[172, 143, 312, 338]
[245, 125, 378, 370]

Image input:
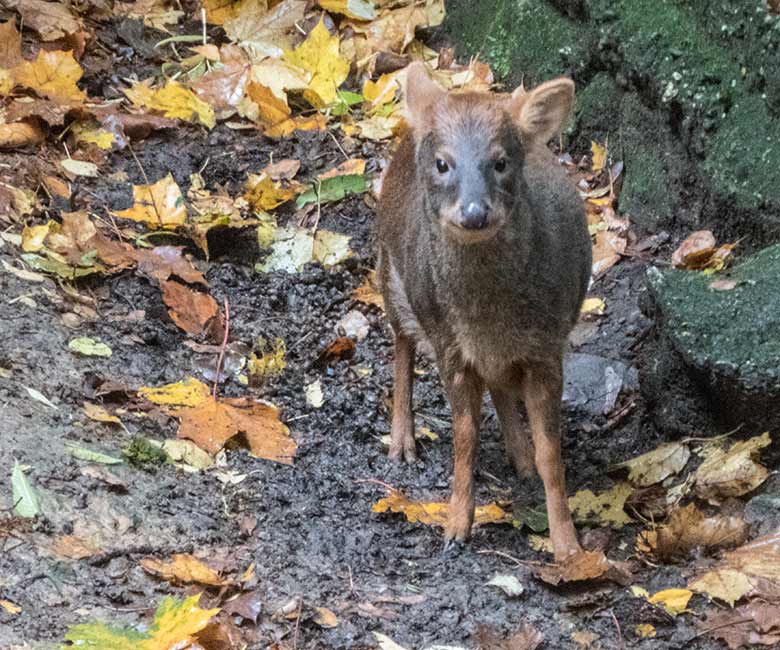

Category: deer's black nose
[460, 201, 489, 230]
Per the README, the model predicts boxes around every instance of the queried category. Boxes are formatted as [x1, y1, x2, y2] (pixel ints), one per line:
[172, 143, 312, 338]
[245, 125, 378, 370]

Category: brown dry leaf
[672, 230, 715, 268]
[263, 113, 327, 138]
[140, 553, 229, 586]
[13, 50, 86, 104]
[697, 602, 780, 650]
[371, 488, 512, 528]
[0, 120, 45, 148]
[535, 550, 631, 586]
[473, 623, 543, 650]
[317, 336, 356, 365]
[133, 246, 207, 286]
[124, 79, 216, 129]
[191, 54, 251, 115]
[571, 630, 599, 647]
[636, 503, 749, 561]
[613, 441, 691, 487]
[224, 0, 306, 59]
[591, 229, 626, 276]
[83, 401, 121, 425]
[0, 20, 22, 68]
[173, 396, 297, 463]
[203, 0, 259, 24]
[694, 432, 771, 503]
[160, 280, 224, 341]
[689, 529, 780, 605]
[568, 482, 633, 528]
[263, 158, 300, 181]
[50, 534, 99, 559]
[8, 0, 84, 42]
[354, 114, 402, 141]
[313, 606, 339, 628]
[114, 173, 187, 229]
[115, 0, 184, 31]
[353, 271, 384, 309]
[243, 80, 292, 129]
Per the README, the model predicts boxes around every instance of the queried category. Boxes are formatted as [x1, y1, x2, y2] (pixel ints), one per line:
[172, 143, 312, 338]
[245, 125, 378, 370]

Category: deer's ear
[404, 62, 445, 131]
[510, 78, 574, 145]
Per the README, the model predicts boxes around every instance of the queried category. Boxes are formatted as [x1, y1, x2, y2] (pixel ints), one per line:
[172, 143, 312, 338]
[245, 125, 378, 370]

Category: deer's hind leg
[490, 385, 535, 479]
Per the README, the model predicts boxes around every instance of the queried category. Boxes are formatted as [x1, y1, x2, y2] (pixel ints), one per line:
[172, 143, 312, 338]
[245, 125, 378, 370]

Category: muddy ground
[0, 19, 742, 650]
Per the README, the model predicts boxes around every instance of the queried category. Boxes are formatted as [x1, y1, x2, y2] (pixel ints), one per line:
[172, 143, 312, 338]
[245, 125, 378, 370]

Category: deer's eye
[494, 158, 507, 173]
[435, 158, 449, 174]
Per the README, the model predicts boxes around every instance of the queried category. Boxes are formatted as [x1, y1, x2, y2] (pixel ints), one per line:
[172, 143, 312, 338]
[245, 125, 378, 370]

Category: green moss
[648, 245, 780, 384]
[122, 436, 167, 471]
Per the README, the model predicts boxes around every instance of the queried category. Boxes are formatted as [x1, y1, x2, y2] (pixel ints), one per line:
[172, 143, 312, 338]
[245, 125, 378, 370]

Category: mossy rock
[646, 245, 780, 429]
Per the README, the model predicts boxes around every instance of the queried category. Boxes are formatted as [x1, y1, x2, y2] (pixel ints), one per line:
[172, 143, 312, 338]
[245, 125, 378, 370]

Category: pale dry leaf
[114, 173, 187, 229]
[535, 550, 631, 586]
[49, 535, 99, 559]
[568, 482, 633, 528]
[697, 601, 780, 650]
[694, 432, 771, 503]
[613, 441, 691, 487]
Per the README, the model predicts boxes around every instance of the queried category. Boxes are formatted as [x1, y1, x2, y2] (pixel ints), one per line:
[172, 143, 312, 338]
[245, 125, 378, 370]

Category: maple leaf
[283, 17, 350, 107]
[114, 173, 187, 229]
[13, 50, 86, 104]
[568, 483, 633, 528]
[172, 396, 297, 463]
[124, 79, 215, 129]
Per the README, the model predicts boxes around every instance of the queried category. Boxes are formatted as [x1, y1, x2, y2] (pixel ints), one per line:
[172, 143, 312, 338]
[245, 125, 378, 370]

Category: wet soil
[0, 19, 734, 650]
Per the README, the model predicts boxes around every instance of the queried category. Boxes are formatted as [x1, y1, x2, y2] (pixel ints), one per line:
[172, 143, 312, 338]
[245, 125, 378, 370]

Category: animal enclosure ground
[0, 4, 776, 650]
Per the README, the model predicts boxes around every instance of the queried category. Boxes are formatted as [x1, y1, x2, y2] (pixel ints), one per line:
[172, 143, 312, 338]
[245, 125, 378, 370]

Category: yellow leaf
[689, 568, 754, 607]
[141, 594, 219, 650]
[21, 221, 55, 252]
[580, 297, 605, 316]
[71, 122, 115, 150]
[247, 337, 286, 378]
[352, 271, 384, 309]
[648, 588, 692, 616]
[371, 488, 512, 528]
[590, 140, 607, 173]
[319, 158, 366, 180]
[1, 600, 21, 615]
[13, 49, 86, 104]
[362, 72, 400, 108]
[613, 441, 691, 487]
[114, 173, 187, 229]
[528, 534, 553, 554]
[140, 553, 229, 586]
[283, 17, 349, 107]
[83, 401, 121, 425]
[203, 0, 262, 24]
[244, 173, 295, 211]
[0, 67, 13, 95]
[263, 113, 327, 138]
[694, 432, 771, 503]
[568, 482, 633, 528]
[124, 79, 215, 129]
[635, 624, 656, 638]
[245, 81, 291, 127]
[139, 377, 211, 408]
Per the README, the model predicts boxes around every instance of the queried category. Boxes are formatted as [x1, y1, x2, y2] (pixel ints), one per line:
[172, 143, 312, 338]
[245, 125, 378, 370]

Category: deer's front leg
[443, 367, 483, 542]
[522, 360, 581, 561]
[388, 333, 416, 463]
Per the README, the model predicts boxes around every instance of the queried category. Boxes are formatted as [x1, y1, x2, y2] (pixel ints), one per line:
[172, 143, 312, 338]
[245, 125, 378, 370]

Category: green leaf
[516, 505, 549, 533]
[337, 90, 364, 105]
[67, 444, 123, 465]
[61, 622, 146, 650]
[21, 253, 98, 279]
[12, 461, 41, 518]
[68, 337, 113, 357]
[295, 174, 368, 208]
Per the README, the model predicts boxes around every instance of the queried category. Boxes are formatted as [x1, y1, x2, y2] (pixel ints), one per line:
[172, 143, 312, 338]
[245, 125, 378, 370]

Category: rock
[745, 476, 780, 537]
[336, 309, 370, 341]
[645, 245, 780, 431]
[562, 353, 638, 416]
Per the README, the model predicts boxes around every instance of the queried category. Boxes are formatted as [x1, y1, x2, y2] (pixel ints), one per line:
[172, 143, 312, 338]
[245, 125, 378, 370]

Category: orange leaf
[13, 50, 86, 104]
[140, 553, 229, 586]
[173, 396, 297, 464]
[160, 280, 224, 341]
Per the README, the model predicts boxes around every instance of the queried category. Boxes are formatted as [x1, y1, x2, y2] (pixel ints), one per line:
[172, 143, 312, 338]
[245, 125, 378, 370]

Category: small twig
[691, 617, 753, 640]
[212, 297, 231, 398]
[476, 548, 538, 567]
[353, 477, 397, 492]
[328, 129, 350, 162]
[609, 608, 624, 650]
[292, 597, 303, 650]
[201, 8, 207, 45]
[127, 143, 164, 227]
[682, 424, 743, 444]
